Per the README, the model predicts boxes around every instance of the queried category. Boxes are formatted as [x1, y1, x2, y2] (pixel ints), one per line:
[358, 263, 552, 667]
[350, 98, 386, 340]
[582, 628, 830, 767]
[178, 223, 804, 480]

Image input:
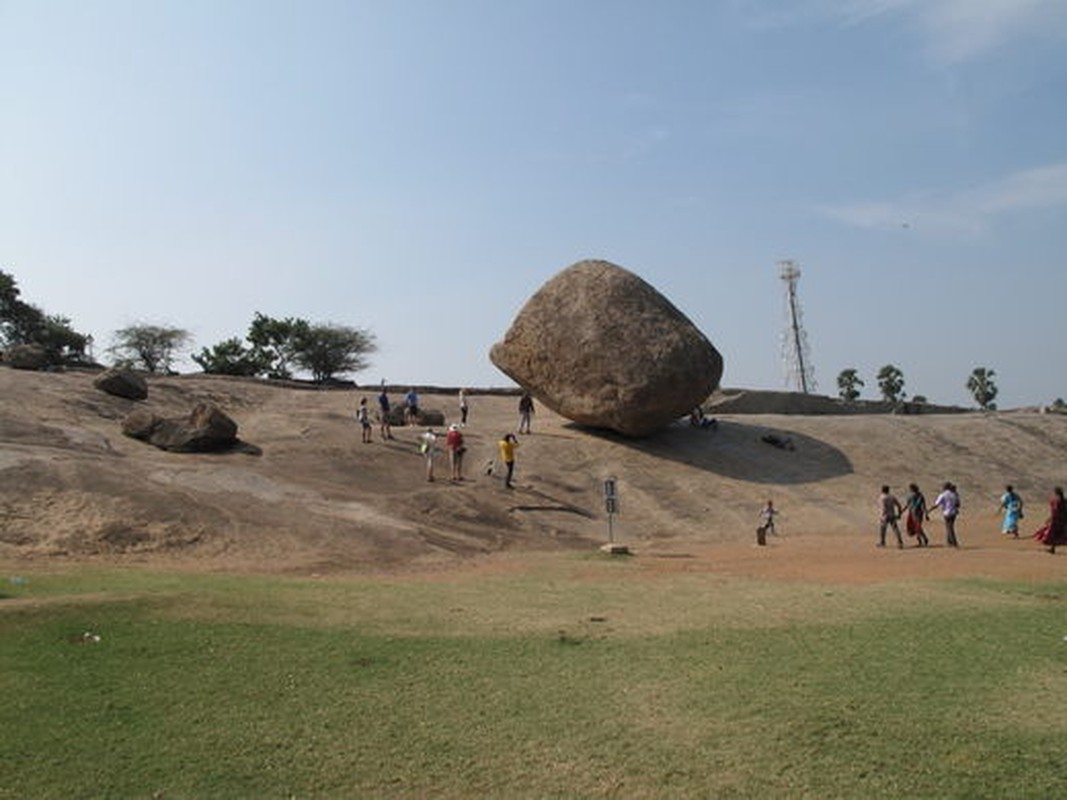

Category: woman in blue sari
[1000, 485, 1023, 539]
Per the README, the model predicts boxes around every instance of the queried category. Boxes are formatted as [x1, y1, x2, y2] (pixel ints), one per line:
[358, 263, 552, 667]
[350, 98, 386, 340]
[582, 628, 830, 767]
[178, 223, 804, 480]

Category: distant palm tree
[966, 367, 998, 410]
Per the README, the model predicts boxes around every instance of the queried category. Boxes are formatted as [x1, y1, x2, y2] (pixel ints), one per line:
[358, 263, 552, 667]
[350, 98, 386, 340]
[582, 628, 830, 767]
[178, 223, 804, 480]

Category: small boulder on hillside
[490, 260, 724, 436]
[121, 408, 161, 439]
[385, 406, 446, 427]
[122, 402, 239, 452]
[94, 369, 148, 400]
[6, 344, 48, 370]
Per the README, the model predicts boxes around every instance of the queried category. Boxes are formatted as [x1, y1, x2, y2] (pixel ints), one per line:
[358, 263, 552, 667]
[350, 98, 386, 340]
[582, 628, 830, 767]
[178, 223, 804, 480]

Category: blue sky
[3, 0, 1066, 407]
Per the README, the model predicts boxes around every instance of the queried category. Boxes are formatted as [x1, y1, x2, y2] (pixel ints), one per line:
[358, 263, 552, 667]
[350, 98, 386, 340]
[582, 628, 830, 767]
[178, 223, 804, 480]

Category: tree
[192, 337, 270, 376]
[0, 270, 25, 342]
[1, 269, 49, 346]
[109, 324, 191, 373]
[966, 367, 998, 410]
[836, 368, 864, 401]
[912, 395, 928, 405]
[37, 314, 90, 364]
[1, 269, 89, 364]
[292, 323, 377, 382]
[246, 312, 310, 379]
[876, 364, 906, 403]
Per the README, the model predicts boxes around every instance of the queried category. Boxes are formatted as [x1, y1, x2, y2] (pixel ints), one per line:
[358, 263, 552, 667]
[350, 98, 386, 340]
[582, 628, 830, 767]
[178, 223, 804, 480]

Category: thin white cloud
[815, 162, 1067, 235]
[967, 163, 1067, 214]
[738, 0, 1067, 63]
[834, 0, 1067, 62]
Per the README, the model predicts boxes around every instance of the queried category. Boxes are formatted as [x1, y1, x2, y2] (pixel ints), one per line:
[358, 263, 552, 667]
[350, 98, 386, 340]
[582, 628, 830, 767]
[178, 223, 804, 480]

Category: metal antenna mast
[778, 260, 815, 394]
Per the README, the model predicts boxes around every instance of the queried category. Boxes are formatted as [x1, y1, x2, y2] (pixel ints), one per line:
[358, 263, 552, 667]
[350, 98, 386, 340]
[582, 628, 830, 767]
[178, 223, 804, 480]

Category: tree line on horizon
[0, 269, 376, 382]
[836, 365, 1005, 410]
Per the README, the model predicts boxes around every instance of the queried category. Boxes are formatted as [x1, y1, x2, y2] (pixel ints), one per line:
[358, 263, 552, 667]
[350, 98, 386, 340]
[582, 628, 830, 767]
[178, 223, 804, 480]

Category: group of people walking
[877, 482, 1066, 553]
[878, 483, 961, 548]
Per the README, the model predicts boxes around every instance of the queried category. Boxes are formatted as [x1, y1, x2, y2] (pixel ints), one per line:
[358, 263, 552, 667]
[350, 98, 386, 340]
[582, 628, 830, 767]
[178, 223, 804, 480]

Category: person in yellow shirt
[497, 433, 518, 489]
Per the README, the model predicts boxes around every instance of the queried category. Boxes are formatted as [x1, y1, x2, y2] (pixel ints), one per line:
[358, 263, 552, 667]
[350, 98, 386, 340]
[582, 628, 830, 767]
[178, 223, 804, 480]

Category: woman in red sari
[903, 483, 930, 547]
[1032, 487, 1067, 554]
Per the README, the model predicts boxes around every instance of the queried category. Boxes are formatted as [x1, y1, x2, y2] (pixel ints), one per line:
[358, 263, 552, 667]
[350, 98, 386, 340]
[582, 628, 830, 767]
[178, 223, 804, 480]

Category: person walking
[518, 392, 534, 434]
[445, 423, 465, 482]
[459, 388, 470, 426]
[377, 386, 394, 440]
[497, 433, 519, 489]
[756, 499, 777, 546]
[1000, 484, 1024, 539]
[356, 396, 372, 444]
[1032, 486, 1066, 554]
[903, 483, 930, 547]
[419, 428, 439, 482]
[878, 485, 905, 549]
[931, 482, 962, 548]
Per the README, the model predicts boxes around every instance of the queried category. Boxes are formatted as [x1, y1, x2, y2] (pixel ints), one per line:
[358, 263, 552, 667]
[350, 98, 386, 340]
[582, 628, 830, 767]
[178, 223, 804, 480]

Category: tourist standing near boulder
[445, 424, 465, 482]
[518, 393, 534, 434]
[1000, 485, 1024, 539]
[378, 387, 393, 440]
[498, 433, 519, 489]
[903, 483, 930, 547]
[877, 486, 905, 549]
[931, 482, 961, 548]
[419, 428, 439, 482]
[1032, 487, 1066, 554]
[459, 389, 469, 426]
[356, 397, 372, 444]
[405, 389, 420, 426]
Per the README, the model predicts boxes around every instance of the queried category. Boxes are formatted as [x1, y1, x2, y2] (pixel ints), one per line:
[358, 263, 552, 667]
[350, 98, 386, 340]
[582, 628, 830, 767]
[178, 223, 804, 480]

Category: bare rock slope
[2, 368, 1066, 578]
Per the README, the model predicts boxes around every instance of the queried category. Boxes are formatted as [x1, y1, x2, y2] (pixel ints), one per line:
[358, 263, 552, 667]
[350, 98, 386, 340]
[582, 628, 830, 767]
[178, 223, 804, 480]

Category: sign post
[603, 477, 618, 543]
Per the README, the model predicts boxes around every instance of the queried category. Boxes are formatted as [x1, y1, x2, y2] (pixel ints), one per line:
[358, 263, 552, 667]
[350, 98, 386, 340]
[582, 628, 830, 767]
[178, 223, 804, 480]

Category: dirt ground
[1, 368, 1064, 585]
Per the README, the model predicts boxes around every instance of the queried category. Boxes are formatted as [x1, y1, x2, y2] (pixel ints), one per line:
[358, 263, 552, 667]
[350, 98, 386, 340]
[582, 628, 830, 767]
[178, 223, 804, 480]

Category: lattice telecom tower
[778, 260, 815, 394]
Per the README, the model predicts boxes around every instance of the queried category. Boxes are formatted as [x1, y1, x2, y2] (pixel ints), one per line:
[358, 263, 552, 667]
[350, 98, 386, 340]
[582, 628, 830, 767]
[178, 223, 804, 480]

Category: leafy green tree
[246, 312, 310, 379]
[912, 395, 928, 405]
[37, 315, 90, 364]
[966, 367, 998, 410]
[109, 324, 191, 373]
[836, 368, 864, 401]
[1, 269, 89, 364]
[292, 323, 377, 382]
[876, 364, 906, 403]
[0, 270, 24, 340]
[192, 337, 270, 376]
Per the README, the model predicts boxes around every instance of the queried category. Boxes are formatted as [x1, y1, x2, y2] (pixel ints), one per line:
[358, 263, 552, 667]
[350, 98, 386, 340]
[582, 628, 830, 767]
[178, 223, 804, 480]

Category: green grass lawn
[1, 560, 1065, 799]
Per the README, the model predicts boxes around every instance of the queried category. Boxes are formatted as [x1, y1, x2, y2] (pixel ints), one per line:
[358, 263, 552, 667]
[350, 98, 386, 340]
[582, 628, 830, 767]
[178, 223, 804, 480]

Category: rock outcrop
[490, 260, 724, 436]
[5, 344, 48, 370]
[94, 369, 149, 400]
[122, 402, 239, 452]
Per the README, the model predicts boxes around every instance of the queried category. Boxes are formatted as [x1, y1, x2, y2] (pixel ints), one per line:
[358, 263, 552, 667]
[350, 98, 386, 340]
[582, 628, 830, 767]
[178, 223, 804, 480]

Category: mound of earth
[1, 368, 1065, 582]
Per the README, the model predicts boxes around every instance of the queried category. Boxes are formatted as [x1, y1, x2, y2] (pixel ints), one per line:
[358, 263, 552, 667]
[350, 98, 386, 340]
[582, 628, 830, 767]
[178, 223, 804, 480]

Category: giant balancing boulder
[490, 259, 724, 436]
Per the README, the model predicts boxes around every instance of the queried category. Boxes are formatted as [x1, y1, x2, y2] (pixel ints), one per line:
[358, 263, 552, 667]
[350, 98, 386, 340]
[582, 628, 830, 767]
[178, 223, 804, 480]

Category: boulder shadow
[565, 419, 853, 484]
